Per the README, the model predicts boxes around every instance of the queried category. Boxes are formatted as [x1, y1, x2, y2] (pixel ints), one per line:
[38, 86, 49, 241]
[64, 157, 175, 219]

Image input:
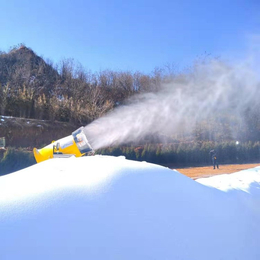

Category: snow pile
[197, 167, 260, 194]
[0, 156, 260, 260]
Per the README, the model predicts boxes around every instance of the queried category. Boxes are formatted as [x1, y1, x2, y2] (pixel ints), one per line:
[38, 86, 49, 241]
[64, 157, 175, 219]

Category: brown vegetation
[0, 45, 174, 125]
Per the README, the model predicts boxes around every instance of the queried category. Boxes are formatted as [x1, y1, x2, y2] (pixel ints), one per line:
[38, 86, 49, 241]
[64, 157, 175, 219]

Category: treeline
[1, 141, 259, 176]
[99, 141, 260, 166]
[0, 45, 174, 125]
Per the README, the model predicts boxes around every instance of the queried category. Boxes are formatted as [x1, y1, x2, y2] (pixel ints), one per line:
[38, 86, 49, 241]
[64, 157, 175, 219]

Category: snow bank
[197, 166, 260, 194]
[0, 156, 260, 260]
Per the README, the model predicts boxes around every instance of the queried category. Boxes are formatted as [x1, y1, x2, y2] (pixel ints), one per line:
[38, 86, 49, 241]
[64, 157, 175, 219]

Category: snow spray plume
[84, 59, 260, 150]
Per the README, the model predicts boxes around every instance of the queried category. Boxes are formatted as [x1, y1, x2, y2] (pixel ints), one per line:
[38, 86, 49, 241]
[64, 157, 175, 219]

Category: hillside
[1, 44, 260, 142]
[1, 45, 260, 143]
[0, 45, 58, 96]
[0, 115, 79, 148]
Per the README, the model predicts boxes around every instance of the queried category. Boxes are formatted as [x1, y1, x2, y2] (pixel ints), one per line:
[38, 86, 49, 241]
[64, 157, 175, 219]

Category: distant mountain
[0, 45, 59, 95]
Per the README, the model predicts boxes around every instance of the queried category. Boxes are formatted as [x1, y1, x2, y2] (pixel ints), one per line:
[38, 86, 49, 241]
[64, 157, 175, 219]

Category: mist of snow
[84, 59, 260, 150]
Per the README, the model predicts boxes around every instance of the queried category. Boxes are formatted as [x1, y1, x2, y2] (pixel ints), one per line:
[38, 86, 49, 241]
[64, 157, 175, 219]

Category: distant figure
[209, 149, 219, 169]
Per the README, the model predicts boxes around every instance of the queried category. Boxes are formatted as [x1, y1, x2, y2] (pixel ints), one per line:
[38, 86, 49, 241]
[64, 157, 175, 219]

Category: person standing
[209, 149, 219, 169]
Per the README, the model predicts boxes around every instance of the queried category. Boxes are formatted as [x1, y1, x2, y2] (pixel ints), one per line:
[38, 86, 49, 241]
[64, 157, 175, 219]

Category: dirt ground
[175, 163, 260, 180]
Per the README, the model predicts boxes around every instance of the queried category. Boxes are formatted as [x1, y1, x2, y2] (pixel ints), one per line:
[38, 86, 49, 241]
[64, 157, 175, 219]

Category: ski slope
[0, 155, 260, 260]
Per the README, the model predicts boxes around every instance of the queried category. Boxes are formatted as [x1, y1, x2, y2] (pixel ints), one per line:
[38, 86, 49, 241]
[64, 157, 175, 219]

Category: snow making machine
[33, 127, 94, 163]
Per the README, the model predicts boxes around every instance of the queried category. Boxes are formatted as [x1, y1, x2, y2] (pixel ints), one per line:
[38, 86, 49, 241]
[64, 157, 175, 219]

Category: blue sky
[0, 0, 259, 73]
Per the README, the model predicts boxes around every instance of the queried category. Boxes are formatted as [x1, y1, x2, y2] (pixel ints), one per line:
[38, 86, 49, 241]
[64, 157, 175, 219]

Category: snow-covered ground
[0, 155, 259, 260]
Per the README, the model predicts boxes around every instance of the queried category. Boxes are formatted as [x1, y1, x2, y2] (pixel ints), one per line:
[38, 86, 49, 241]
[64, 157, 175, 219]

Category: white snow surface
[0, 155, 260, 260]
